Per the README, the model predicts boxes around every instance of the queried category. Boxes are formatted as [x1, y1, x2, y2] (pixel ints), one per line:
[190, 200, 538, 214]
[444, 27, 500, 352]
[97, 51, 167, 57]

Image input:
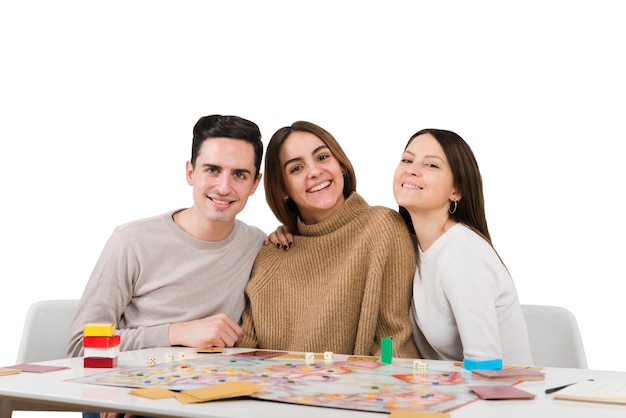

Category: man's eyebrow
[201, 163, 222, 172]
[232, 168, 252, 174]
[201, 163, 252, 174]
[283, 145, 330, 169]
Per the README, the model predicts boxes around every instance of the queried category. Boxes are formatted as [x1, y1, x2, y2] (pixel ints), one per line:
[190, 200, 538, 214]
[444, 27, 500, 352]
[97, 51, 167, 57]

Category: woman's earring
[449, 200, 458, 215]
[283, 195, 290, 203]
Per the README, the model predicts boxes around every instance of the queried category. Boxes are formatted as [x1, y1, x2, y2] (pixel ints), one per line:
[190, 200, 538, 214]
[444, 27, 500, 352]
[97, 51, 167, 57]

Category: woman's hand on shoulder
[264, 225, 294, 250]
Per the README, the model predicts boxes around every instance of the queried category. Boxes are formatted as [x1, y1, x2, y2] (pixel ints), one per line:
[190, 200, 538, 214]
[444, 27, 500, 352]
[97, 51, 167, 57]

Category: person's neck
[173, 207, 234, 242]
[410, 211, 456, 252]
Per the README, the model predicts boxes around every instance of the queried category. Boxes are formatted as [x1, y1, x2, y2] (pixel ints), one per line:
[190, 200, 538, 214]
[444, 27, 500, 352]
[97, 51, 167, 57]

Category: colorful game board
[69, 350, 479, 413]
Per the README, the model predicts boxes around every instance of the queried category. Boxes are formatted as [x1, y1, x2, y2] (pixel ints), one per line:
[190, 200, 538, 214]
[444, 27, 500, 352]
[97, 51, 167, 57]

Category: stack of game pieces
[83, 323, 120, 368]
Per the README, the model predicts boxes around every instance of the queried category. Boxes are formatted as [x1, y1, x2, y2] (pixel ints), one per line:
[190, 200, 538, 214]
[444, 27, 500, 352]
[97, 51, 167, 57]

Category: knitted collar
[297, 192, 368, 237]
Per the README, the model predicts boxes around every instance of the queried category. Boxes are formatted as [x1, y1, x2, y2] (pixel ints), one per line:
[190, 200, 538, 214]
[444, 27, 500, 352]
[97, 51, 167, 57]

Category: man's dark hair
[191, 115, 263, 176]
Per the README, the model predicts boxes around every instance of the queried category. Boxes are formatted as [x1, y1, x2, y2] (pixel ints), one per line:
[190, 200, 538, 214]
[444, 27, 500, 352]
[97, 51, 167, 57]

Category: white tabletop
[2, 347, 626, 418]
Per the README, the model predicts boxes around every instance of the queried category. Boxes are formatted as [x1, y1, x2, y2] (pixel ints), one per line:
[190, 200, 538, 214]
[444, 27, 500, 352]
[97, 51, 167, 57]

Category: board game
[69, 350, 479, 414]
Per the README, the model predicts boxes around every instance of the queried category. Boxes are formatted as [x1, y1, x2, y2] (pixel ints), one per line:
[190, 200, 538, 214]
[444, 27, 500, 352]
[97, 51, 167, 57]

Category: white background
[2, 0, 625, 378]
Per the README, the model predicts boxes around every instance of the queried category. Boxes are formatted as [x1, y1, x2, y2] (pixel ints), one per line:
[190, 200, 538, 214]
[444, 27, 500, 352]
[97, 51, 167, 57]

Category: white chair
[521, 304, 588, 368]
[16, 299, 80, 364]
[10, 300, 82, 417]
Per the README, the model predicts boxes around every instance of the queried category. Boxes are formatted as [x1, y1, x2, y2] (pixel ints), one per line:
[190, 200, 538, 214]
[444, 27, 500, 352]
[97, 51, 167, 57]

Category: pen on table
[545, 379, 594, 394]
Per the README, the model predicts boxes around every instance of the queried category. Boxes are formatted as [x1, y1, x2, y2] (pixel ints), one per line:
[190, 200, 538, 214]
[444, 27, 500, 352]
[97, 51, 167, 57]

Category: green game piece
[381, 336, 393, 364]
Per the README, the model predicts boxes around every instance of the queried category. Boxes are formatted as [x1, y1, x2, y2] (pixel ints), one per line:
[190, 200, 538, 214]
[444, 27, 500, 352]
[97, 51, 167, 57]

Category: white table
[1, 347, 626, 418]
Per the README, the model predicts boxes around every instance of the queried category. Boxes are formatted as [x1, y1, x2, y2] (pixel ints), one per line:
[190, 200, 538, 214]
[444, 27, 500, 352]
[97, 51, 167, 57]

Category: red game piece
[84, 357, 118, 368]
[83, 335, 121, 348]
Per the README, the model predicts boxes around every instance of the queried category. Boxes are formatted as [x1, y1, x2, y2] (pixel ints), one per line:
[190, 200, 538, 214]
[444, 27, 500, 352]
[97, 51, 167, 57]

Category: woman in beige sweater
[239, 121, 418, 358]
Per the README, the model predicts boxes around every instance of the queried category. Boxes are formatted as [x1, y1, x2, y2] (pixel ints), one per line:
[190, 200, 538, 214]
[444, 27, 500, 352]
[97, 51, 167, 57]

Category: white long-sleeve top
[410, 223, 533, 365]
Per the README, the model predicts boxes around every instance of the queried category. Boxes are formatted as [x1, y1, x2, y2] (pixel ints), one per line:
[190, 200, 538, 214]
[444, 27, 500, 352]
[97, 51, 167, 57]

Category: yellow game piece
[0, 368, 20, 376]
[278, 353, 324, 360]
[346, 356, 378, 362]
[176, 381, 262, 403]
[196, 347, 224, 353]
[129, 387, 176, 399]
[83, 323, 115, 337]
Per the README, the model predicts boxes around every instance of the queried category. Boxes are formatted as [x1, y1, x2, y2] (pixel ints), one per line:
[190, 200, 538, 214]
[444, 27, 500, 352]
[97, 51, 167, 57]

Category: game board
[69, 350, 479, 414]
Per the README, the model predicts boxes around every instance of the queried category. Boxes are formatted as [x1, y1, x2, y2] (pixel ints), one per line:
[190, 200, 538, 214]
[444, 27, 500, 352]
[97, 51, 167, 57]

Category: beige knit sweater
[240, 193, 419, 358]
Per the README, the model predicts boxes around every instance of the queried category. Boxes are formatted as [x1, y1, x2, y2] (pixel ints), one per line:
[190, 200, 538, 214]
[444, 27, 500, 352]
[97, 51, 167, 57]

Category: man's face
[186, 137, 261, 225]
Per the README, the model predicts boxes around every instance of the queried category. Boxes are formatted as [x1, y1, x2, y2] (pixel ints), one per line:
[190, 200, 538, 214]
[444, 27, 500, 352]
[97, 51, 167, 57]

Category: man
[67, 114, 265, 358]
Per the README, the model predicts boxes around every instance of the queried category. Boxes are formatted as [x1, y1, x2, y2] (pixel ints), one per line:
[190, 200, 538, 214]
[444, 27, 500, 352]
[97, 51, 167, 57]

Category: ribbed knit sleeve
[241, 193, 419, 358]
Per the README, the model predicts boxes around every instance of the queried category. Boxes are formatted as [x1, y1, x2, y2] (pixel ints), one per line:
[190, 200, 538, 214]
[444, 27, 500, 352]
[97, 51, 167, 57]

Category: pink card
[468, 385, 536, 400]
[5, 364, 70, 373]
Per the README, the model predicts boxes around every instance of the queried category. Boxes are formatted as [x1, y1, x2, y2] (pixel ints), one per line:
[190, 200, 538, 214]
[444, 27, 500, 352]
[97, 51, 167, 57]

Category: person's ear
[450, 189, 462, 202]
[185, 161, 194, 186]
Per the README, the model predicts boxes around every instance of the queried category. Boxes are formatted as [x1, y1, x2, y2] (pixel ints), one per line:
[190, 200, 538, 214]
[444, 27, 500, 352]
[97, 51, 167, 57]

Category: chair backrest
[16, 299, 80, 364]
[521, 304, 587, 368]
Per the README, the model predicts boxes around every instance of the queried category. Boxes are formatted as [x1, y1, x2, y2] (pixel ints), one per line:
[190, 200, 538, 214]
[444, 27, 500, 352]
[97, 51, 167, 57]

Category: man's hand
[168, 313, 244, 348]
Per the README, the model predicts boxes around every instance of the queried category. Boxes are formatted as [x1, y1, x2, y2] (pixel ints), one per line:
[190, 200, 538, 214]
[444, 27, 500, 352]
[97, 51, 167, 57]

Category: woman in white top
[393, 129, 533, 366]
